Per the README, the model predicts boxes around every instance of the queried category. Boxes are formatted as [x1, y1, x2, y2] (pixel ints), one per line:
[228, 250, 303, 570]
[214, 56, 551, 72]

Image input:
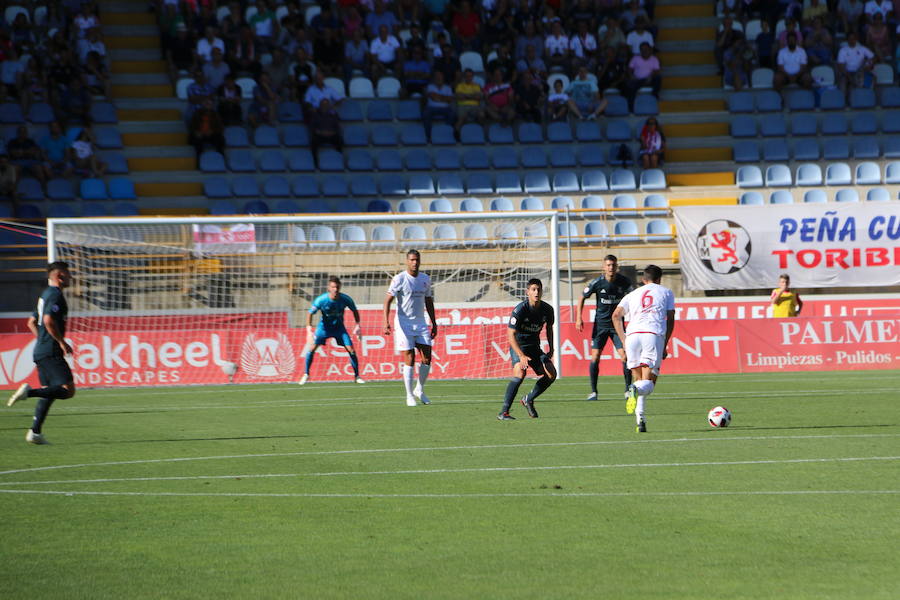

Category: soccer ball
[708, 406, 732, 428]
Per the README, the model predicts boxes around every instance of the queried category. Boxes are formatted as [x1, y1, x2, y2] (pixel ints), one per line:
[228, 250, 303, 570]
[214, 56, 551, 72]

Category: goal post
[46, 212, 561, 387]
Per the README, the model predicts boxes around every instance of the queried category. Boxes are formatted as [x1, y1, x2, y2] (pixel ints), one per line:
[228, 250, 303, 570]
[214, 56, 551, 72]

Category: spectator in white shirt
[863, 0, 894, 21]
[569, 20, 598, 70]
[544, 22, 570, 70]
[370, 25, 401, 80]
[196, 27, 226, 64]
[77, 28, 107, 65]
[304, 72, 345, 112]
[626, 18, 655, 55]
[836, 32, 875, 96]
[773, 32, 812, 91]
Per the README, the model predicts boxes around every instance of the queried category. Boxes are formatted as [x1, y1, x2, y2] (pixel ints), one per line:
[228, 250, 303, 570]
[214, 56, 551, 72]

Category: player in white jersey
[383, 249, 439, 406]
[612, 265, 675, 433]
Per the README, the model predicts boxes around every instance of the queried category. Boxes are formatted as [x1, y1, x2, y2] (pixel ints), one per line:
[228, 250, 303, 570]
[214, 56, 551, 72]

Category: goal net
[47, 213, 560, 387]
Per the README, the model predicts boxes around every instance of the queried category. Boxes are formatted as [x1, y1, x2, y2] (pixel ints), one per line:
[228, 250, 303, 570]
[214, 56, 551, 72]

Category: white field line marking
[0, 433, 897, 478]
[1, 456, 897, 487]
[0, 489, 897, 499]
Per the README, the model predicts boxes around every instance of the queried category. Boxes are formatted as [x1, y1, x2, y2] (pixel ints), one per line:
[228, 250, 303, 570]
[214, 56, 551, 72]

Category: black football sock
[31, 398, 55, 434]
[501, 377, 524, 413]
[525, 375, 554, 402]
[349, 353, 359, 377]
[623, 362, 633, 389]
[588, 360, 599, 393]
[28, 385, 68, 399]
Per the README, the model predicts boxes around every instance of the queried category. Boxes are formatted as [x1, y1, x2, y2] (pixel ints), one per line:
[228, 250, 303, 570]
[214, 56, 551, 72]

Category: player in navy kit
[298, 276, 364, 384]
[498, 278, 556, 420]
[575, 255, 634, 401]
[7, 262, 76, 444]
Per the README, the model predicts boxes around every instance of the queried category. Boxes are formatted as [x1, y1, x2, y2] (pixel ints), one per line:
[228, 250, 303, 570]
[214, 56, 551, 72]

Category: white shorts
[625, 333, 664, 373]
[394, 321, 432, 352]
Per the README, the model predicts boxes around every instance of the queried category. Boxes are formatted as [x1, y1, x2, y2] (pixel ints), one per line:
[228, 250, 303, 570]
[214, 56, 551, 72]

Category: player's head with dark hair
[642, 265, 663, 283]
[527, 278, 543, 289]
[779, 273, 790, 283]
[526, 278, 543, 302]
[604, 254, 617, 263]
[405, 249, 421, 275]
[328, 275, 341, 287]
[47, 261, 71, 288]
[48, 261, 69, 274]
[603, 255, 619, 278]
[406, 249, 420, 259]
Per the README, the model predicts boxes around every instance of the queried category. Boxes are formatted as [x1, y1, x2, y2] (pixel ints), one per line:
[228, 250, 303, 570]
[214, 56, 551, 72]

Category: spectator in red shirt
[483, 68, 516, 126]
[452, 1, 481, 52]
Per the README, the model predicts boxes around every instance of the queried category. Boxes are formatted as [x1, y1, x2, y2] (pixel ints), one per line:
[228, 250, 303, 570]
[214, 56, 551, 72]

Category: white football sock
[636, 395, 646, 424]
[635, 379, 655, 396]
[402, 364, 415, 396]
[416, 363, 430, 391]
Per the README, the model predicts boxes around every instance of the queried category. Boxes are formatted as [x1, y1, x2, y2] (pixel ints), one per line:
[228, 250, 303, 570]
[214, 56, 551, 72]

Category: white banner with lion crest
[674, 203, 900, 290]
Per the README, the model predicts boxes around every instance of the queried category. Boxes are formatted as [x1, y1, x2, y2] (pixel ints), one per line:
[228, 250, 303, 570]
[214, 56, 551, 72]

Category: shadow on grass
[67, 433, 322, 445]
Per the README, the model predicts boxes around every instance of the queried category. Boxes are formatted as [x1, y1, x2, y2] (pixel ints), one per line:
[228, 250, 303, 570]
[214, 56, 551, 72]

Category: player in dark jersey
[7, 262, 76, 444]
[498, 278, 556, 420]
[575, 255, 634, 401]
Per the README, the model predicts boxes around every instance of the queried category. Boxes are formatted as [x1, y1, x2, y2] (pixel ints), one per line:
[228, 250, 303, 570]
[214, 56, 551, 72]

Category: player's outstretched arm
[43, 313, 72, 356]
[508, 328, 529, 374]
[663, 310, 675, 359]
[425, 296, 438, 338]
[351, 307, 362, 338]
[382, 294, 394, 335]
[26, 315, 38, 337]
[575, 295, 586, 331]
[544, 323, 555, 360]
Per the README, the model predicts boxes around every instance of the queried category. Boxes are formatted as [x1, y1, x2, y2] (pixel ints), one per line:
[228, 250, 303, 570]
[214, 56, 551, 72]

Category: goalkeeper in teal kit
[298, 276, 365, 385]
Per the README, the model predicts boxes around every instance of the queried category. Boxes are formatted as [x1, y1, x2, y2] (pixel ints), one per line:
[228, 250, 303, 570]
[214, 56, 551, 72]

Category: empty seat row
[740, 188, 897, 205]
[737, 161, 900, 188]
[729, 85, 899, 113]
[2, 201, 139, 221]
[733, 137, 900, 162]
[15, 177, 136, 201]
[730, 111, 900, 138]
[749, 68, 894, 100]
[0, 102, 117, 125]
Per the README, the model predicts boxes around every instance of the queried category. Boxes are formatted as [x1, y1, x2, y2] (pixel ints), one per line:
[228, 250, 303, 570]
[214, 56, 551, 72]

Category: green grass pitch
[1, 370, 898, 599]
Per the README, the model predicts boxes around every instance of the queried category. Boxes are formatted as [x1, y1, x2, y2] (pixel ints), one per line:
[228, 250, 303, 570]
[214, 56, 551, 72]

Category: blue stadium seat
[822, 138, 850, 160]
[430, 198, 454, 212]
[460, 123, 485, 144]
[398, 198, 423, 213]
[552, 171, 580, 192]
[371, 125, 398, 146]
[367, 199, 391, 212]
[430, 124, 456, 145]
[524, 223, 549, 246]
[765, 164, 792, 187]
[0, 102, 24, 123]
[643, 194, 668, 215]
[646, 219, 673, 241]
[760, 114, 787, 137]
[609, 169, 637, 191]
[850, 88, 876, 109]
[95, 127, 123, 149]
[400, 123, 427, 145]
[376, 149, 403, 170]
[490, 197, 514, 211]
[739, 191, 764, 205]
[435, 148, 461, 170]
[605, 120, 631, 141]
[292, 175, 319, 197]
[308, 225, 336, 248]
[274, 199, 301, 213]
[277, 101, 304, 122]
[825, 163, 852, 186]
[634, 95, 659, 116]
[821, 114, 847, 135]
[82, 202, 109, 217]
[578, 145, 605, 166]
[108, 178, 136, 200]
[405, 150, 432, 170]
[852, 137, 880, 159]
[463, 148, 489, 169]
[885, 138, 900, 158]
[317, 149, 344, 171]
[582, 170, 608, 191]
[340, 225, 368, 249]
[851, 113, 877, 135]
[402, 225, 428, 243]
[518, 122, 543, 143]
[242, 200, 269, 215]
[263, 175, 291, 198]
[80, 178, 108, 200]
[204, 177, 231, 198]
[379, 174, 406, 196]
[756, 90, 784, 112]
[493, 222, 518, 245]
[786, 90, 814, 111]
[14, 203, 43, 219]
[881, 87, 900, 108]
[342, 124, 368, 147]
[27, 103, 54, 123]
[866, 188, 890, 202]
[581, 195, 606, 216]
[736, 165, 763, 187]
[792, 139, 820, 160]
[731, 115, 757, 137]
[547, 121, 572, 142]
[282, 125, 310, 147]
[366, 100, 392, 121]
[463, 223, 489, 248]
[728, 92, 754, 113]
[584, 221, 609, 243]
[488, 124, 514, 143]
[520, 147, 547, 168]
[835, 189, 859, 203]
[819, 89, 845, 110]
[763, 139, 789, 162]
[409, 174, 435, 195]
[460, 197, 483, 212]
[347, 149, 374, 171]
[605, 95, 629, 117]
[855, 161, 881, 185]
[575, 121, 601, 142]
[769, 190, 793, 204]
[804, 189, 827, 203]
[557, 221, 578, 242]
[225, 126, 249, 147]
[524, 173, 551, 194]
[491, 148, 517, 169]
[232, 176, 260, 197]
[396, 100, 422, 121]
[467, 173, 494, 195]
[550, 146, 577, 167]
[210, 200, 238, 215]
[254, 125, 279, 147]
[495, 172, 522, 194]
[371, 225, 396, 247]
[350, 174, 378, 197]
[639, 169, 666, 190]
[886, 161, 900, 184]
[612, 194, 638, 216]
[795, 163, 823, 186]
[227, 149, 255, 172]
[259, 150, 286, 172]
[90, 102, 117, 123]
[322, 175, 349, 196]
[551, 196, 574, 210]
[336, 100, 362, 121]
[200, 151, 226, 172]
[613, 220, 640, 242]
[437, 174, 464, 195]
[288, 149, 316, 171]
[47, 179, 76, 201]
[791, 113, 817, 136]
[733, 141, 759, 163]
[102, 152, 129, 174]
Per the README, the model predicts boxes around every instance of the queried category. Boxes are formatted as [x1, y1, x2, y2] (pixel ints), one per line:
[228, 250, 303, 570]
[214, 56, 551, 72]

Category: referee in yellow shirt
[770, 274, 804, 317]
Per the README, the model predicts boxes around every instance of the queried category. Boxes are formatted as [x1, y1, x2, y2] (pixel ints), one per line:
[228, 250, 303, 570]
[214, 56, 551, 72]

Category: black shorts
[510, 345, 550, 376]
[35, 355, 73, 387]
[591, 326, 623, 351]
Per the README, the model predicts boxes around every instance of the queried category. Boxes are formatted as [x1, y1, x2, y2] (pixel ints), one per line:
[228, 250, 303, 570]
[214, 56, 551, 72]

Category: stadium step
[664, 52, 716, 66]
[112, 60, 169, 74]
[658, 27, 715, 42]
[112, 73, 170, 86]
[133, 182, 204, 198]
[112, 83, 173, 97]
[105, 36, 160, 50]
[663, 122, 729, 137]
[659, 99, 725, 112]
[655, 3, 712, 18]
[128, 157, 197, 172]
[123, 132, 188, 146]
[119, 108, 183, 121]
[662, 75, 722, 89]
[665, 147, 732, 163]
[103, 12, 155, 25]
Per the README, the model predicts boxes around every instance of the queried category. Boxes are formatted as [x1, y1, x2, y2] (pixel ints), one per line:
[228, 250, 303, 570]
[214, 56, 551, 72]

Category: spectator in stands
[838, 0, 865, 35]
[202, 47, 230, 91]
[773, 32, 812, 91]
[219, 2, 246, 52]
[804, 17, 834, 66]
[483, 68, 516, 126]
[0, 46, 24, 100]
[422, 71, 456, 136]
[0, 154, 17, 201]
[568, 0, 598, 33]
[517, 43, 548, 77]
[514, 69, 545, 122]
[40, 122, 73, 178]
[570, 20, 598, 71]
[626, 17, 655, 56]
[248, 1, 279, 52]
[836, 32, 875, 95]
[620, 0, 650, 33]
[754, 19, 775, 69]
[292, 47, 315, 101]
[21, 58, 51, 113]
[248, 72, 279, 128]
[715, 16, 741, 73]
[192, 5, 220, 41]
[309, 98, 342, 159]
[404, 25, 428, 55]
[454, 68, 484, 131]
[166, 24, 195, 83]
[625, 42, 661, 109]
[598, 16, 627, 57]
[186, 70, 215, 122]
[515, 20, 544, 61]
[544, 21, 570, 71]
[315, 28, 345, 78]
[597, 45, 626, 92]
[77, 27, 107, 66]
[547, 78, 569, 121]
[424, 0, 452, 27]
[370, 25, 401, 80]
[268, 48, 294, 100]
[217, 74, 243, 126]
[802, 0, 830, 28]
[196, 26, 225, 65]
[487, 43, 516, 81]
[863, 0, 894, 24]
[452, 1, 482, 52]
[433, 42, 462, 85]
[723, 38, 754, 91]
[229, 26, 262, 79]
[157, 3, 184, 61]
[59, 76, 92, 126]
[513, 0, 542, 32]
[344, 28, 371, 83]
[84, 51, 111, 98]
[73, 3, 101, 39]
[401, 45, 432, 97]
[10, 12, 36, 55]
[397, 0, 422, 26]
[341, 5, 363, 38]
[865, 12, 892, 62]
[305, 72, 344, 114]
[566, 66, 606, 119]
[188, 98, 225, 159]
[70, 128, 106, 178]
[639, 117, 665, 168]
[483, 0, 513, 47]
[366, 1, 401, 37]
[777, 19, 803, 48]
[7, 126, 49, 185]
